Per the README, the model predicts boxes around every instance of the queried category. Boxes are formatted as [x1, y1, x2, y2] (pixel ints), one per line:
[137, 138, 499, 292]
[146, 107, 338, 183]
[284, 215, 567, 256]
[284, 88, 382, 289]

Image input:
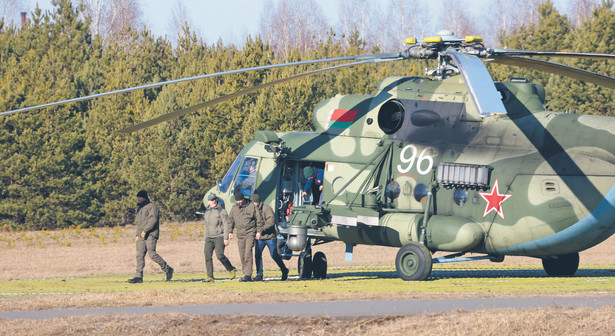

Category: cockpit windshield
[219, 155, 242, 193]
[234, 157, 259, 196]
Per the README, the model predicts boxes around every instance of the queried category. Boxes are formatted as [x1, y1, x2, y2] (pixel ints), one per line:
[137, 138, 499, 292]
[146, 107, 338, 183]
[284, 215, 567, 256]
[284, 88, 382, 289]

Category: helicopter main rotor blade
[489, 55, 615, 90]
[491, 49, 615, 60]
[1, 53, 403, 117]
[117, 58, 397, 133]
[446, 50, 507, 116]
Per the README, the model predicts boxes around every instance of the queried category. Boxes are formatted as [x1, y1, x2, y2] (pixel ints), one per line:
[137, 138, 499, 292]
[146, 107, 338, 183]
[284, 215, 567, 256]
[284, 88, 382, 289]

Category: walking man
[251, 193, 289, 281]
[202, 193, 236, 282]
[128, 190, 174, 283]
[228, 190, 264, 282]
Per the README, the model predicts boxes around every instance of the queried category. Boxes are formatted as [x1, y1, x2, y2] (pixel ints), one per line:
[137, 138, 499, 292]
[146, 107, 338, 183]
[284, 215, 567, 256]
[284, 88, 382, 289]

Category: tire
[312, 251, 327, 279]
[395, 243, 432, 281]
[542, 252, 579, 276]
[298, 251, 312, 279]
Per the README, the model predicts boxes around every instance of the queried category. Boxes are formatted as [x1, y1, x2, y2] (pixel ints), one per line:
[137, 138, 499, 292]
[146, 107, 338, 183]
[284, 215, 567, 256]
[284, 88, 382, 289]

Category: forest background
[0, 0, 614, 230]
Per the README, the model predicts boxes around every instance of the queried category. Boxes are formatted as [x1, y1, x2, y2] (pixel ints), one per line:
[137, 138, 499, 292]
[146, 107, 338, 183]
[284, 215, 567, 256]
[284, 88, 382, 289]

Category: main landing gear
[542, 252, 579, 276]
[395, 242, 433, 281]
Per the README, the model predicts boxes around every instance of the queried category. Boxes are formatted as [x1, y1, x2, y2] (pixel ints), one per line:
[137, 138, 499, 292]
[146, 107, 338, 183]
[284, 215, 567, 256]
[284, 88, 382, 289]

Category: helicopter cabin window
[234, 157, 259, 196]
[219, 154, 243, 193]
[454, 188, 468, 206]
[414, 183, 429, 202]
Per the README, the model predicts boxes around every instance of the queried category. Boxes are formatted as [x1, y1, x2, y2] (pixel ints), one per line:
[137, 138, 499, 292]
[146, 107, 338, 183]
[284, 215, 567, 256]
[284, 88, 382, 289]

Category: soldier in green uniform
[128, 190, 174, 283]
[251, 193, 289, 281]
[202, 193, 236, 282]
[228, 190, 264, 282]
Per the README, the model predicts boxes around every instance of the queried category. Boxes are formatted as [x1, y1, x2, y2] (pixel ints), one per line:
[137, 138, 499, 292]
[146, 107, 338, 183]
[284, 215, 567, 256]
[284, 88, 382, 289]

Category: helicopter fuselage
[209, 75, 615, 261]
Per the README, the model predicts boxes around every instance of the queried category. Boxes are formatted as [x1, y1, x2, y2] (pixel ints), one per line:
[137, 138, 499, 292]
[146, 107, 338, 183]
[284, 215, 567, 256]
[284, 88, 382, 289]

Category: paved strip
[1, 297, 614, 320]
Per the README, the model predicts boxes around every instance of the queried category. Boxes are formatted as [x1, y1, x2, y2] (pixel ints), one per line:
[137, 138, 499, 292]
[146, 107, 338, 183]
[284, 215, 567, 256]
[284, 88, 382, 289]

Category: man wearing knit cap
[228, 190, 264, 282]
[127, 190, 174, 283]
[251, 193, 289, 281]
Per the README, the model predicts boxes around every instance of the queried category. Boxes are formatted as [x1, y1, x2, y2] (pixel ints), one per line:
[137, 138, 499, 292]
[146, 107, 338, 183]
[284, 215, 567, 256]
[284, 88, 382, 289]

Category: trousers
[135, 236, 169, 278]
[255, 238, 288, 276]
[204, 236, 234, 278]
[237, 234, 255, 277]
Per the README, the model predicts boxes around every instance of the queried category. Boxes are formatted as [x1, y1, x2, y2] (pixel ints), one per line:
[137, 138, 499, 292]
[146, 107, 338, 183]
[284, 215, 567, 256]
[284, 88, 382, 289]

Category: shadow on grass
[321, 267, 615, 281]
[111, 268, 615, 283]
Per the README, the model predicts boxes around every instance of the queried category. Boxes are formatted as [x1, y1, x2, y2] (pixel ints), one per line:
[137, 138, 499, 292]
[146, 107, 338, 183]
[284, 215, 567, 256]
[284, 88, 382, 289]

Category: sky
[15, 0, 584, 47]
[22, 0, 341, 45]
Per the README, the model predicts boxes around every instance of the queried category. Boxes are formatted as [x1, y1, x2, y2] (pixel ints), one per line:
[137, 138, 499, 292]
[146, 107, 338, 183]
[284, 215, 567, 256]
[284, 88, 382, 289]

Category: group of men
[127, 189, 289, 283]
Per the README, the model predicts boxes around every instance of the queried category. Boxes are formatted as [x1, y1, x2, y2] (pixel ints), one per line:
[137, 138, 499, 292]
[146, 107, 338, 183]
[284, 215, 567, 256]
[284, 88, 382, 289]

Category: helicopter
[4, 29, 615, 281]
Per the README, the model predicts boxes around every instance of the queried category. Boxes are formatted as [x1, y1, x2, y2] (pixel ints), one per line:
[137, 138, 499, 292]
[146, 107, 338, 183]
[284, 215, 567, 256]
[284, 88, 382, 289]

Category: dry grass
[1, 224, 614, 335]
[2, 222, 613, 281]
[0, 306, 613, 335]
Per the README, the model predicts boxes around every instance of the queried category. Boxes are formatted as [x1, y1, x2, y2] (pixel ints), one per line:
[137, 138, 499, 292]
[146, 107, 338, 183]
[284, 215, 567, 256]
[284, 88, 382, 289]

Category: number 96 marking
[397, 145, 434, 175]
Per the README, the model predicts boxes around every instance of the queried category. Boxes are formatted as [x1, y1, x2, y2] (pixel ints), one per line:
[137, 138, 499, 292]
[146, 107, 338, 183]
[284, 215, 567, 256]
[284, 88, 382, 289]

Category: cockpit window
[219, 155, 242, 193]
[234, 157, 259, 196]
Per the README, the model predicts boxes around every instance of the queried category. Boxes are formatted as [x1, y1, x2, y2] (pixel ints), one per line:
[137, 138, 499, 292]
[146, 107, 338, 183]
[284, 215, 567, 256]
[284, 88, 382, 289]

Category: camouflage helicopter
[5, 30, 615, 281]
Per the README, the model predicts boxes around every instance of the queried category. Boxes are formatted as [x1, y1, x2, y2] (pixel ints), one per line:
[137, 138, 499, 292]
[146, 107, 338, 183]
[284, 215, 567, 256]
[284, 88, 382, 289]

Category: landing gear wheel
[298, 251, 312, 279]
[312, 251, 327, 279]
[395, 243, 432, 281]
[542, 252, 579, 276]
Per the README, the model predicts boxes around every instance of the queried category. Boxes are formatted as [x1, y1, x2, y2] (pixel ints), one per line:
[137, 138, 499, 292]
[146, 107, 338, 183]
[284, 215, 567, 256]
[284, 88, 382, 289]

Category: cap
[234, 190, 245, 201]
[206, 193, 217, 201]
[137, 190, 148, 198]
[303, 166, 314, 178]
[250, 193, 261, 202]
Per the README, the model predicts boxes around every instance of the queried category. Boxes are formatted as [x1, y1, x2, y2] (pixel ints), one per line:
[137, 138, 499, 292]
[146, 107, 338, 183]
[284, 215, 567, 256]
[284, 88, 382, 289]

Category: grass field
[0, 222, 614, 335]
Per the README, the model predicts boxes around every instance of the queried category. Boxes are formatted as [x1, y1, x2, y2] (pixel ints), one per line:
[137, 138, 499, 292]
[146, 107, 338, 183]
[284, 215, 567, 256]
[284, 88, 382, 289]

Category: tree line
[0, 0, 614, 230]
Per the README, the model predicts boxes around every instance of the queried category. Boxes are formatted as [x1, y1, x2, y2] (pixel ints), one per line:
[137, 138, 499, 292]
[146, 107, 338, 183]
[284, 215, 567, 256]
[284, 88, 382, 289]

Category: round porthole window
[386, 180, 401, 200]
[454, 188, 468, 206]
[413, 184, 429, 202]
[331, 176, 346, 195]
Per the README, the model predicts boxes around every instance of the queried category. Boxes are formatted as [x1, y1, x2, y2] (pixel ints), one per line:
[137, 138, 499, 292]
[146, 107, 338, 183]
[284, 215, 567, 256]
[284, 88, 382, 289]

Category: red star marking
[479, 179, 512, 219]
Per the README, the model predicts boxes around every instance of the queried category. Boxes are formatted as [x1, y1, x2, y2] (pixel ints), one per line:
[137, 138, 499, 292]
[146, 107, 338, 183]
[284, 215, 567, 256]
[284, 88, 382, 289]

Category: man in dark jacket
[228, 190, 264, 282]
[202, 193, 236, 282]
[127, 190, 174, 283]
[251, 193, 289, 281]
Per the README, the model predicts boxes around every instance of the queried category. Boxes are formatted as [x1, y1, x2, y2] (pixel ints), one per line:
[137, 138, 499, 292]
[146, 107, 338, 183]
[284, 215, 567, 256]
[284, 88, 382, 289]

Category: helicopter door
[300, 161, 325, 206]
[233, 157, 259, 197]
[277, 160, 325, 223]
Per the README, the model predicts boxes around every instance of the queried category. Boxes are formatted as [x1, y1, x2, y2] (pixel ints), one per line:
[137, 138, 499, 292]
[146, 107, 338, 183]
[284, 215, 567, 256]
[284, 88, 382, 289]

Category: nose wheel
[297, 250, 328, 279]
[395, 243, 432, 281]
[298, 250, 312, 279]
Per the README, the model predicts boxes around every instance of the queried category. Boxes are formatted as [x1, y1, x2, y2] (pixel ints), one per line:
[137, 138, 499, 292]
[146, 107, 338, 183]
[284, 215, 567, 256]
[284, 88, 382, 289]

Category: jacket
[256, 203, 276, 240]
[204, 203, 230, 240]
[228, 199, 264, 238]
[136, 200, 160, 239]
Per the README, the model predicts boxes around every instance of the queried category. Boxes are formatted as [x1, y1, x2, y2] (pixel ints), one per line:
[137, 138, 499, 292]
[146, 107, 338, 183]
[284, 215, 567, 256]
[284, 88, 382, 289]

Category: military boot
[127, 277, 143, 284]
[228, 268, 237, 280]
